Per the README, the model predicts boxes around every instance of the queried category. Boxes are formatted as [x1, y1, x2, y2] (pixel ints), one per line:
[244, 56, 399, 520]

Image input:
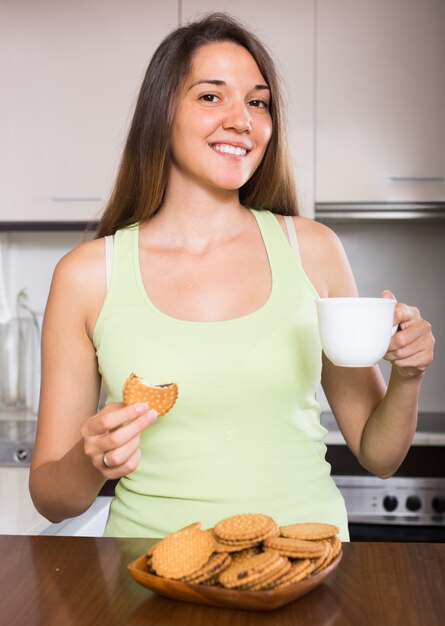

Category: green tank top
[93, 208, 349, 540]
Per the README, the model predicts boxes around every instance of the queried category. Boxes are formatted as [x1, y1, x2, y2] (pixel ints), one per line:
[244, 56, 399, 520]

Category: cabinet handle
[51, 196, 102, 201]
[388, 176, 444, 182]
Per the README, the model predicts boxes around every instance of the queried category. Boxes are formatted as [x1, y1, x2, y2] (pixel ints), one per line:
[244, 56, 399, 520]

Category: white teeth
[212, 143, 247, 156]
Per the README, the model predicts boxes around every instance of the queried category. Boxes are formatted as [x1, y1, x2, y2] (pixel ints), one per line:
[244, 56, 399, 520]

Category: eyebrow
[188, 79, 270, 91]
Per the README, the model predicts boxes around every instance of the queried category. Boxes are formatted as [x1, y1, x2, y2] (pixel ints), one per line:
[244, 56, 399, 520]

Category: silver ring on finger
[103, 452, 111, 468]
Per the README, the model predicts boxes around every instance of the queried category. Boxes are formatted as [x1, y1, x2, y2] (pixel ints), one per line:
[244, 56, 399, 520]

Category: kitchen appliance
[322, 412, 445, 542]
[315, 201, 445, 222]
[0, 318, 37, 411]
[0, 418, 36, 466]
[0, 311, 41, 417]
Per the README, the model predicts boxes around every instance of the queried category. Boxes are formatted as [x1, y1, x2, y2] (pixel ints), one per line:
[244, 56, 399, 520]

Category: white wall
[1, 231, 88, 315]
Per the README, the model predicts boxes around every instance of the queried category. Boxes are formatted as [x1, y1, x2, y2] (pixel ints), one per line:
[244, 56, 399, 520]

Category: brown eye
[201, 94, 219, 103]
[249, 99, 269, 109]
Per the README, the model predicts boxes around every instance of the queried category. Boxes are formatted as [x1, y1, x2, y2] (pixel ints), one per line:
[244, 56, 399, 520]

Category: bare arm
[29, 241, 157, 522]
[350, 296, 433, 477]
[298, 219, 434, 478]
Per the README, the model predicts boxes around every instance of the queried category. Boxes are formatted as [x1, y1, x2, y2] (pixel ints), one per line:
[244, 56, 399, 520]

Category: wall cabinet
[0, 0, 177, 223]
[182, 1, 316, 217]
[2, 1, 444, 224]
[316, 0, 445, 203]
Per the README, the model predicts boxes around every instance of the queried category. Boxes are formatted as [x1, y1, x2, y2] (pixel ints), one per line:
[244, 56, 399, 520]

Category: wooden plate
[127, 552, 342, 611]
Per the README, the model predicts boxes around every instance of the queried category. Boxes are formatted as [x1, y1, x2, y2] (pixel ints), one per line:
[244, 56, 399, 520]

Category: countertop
[1, 536, 444, 626]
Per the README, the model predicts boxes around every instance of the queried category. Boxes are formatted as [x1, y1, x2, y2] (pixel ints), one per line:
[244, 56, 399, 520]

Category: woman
[29, 14, 434, 540]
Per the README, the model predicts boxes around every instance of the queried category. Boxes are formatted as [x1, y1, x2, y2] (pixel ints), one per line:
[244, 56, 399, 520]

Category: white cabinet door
[316, 0, 445, 203]
[181, 1, 315, 217]
[0, 0, 177, 223]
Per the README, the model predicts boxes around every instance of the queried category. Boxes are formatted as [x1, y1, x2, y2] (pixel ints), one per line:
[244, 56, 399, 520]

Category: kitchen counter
[1, 536, 444, 625]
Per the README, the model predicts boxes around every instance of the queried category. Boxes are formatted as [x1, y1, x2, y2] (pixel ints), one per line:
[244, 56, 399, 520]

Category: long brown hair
[96, 13, 298, 238]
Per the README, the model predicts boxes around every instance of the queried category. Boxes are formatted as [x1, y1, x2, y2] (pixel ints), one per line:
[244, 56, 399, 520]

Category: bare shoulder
[293, 215, 341, 251]
[276, 213, 341, 250]
[276, 214, 357, 297]
[48, 237, 107, 337]
[53, 237, 105, 284]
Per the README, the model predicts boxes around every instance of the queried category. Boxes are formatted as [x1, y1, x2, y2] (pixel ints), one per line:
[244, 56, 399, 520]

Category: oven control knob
[406, 495, 422, 512]
[15, 448, 29, 462]
[383, 495, 398, 512]
[432, 497, 445, 514]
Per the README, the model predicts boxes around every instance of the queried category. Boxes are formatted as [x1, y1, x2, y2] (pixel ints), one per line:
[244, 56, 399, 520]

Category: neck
[145, 178, 250, 253]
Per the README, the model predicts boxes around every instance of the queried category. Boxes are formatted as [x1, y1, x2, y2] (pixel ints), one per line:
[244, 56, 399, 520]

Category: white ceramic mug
[316, 297, 396, 367]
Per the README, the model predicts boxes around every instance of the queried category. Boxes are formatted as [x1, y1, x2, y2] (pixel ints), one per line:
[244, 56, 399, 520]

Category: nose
[222, 101, 252, 133]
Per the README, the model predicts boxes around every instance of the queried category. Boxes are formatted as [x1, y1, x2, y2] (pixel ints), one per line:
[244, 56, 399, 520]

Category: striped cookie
[219, 550, 284, 589]
[327, 536, 342, 564]
[268, 558, 316, 589]
[182, 552, 232, 584]
[246, 558, 292, 590]
[229, 546, 263, 563]
[311, 541, 333, 573]
[213, 541, 260, 552]
[264, 536, 327, 558]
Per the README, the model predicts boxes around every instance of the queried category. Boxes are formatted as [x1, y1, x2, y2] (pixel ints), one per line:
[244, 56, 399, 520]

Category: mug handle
[388, 296, 398, 336]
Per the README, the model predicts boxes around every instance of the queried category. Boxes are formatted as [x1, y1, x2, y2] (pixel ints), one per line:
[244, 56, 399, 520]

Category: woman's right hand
[80, 402, 158, 479]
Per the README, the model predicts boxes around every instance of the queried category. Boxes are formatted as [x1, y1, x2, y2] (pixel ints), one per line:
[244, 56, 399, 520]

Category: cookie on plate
[151, 523, 214, 580]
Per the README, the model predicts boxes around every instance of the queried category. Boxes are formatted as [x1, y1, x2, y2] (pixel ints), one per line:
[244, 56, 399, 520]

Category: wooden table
[1, 536, 444, 625]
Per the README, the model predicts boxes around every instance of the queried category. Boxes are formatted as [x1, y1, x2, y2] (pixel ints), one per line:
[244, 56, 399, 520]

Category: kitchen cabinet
[0, 467, 48, 534]
[4, 1, 443, 224]
[0, 0, 177, 223]
[0, 464, 111, 535]
[181, 1, 316, 217]
[316, 0, 445, 203]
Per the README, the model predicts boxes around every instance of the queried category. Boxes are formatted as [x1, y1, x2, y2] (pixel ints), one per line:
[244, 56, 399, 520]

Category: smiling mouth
[210, 143, 249, 157]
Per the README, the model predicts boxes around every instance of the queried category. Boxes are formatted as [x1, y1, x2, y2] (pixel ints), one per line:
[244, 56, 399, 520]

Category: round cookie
[264, 536, 327, 558]
[151, 523, 215, 580]
[311, 540, 333, 573]
[122, 373, 178, 416]
[182, 552, 232, 584]
[268, 558, 316, 589]
[279, 522, 339, 541]
[219, 550, 284, 589]
[247, 558, 292, 590]
[214, 513, 276, 544]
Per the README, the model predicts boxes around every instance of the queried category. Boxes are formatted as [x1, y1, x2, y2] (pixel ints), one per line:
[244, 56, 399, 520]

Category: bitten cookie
[122, 373, 178, 416]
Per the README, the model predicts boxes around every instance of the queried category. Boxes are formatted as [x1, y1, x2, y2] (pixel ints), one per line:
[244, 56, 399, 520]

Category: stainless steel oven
[322, 412, 445, 542]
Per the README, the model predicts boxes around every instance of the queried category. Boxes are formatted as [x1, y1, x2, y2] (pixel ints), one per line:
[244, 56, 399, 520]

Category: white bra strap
[104, 235, 114, 291]
[283, 215, 302, 266]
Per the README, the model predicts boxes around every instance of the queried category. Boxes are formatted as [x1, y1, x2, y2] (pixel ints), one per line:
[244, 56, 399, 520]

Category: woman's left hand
[382, 290, 435, 380]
